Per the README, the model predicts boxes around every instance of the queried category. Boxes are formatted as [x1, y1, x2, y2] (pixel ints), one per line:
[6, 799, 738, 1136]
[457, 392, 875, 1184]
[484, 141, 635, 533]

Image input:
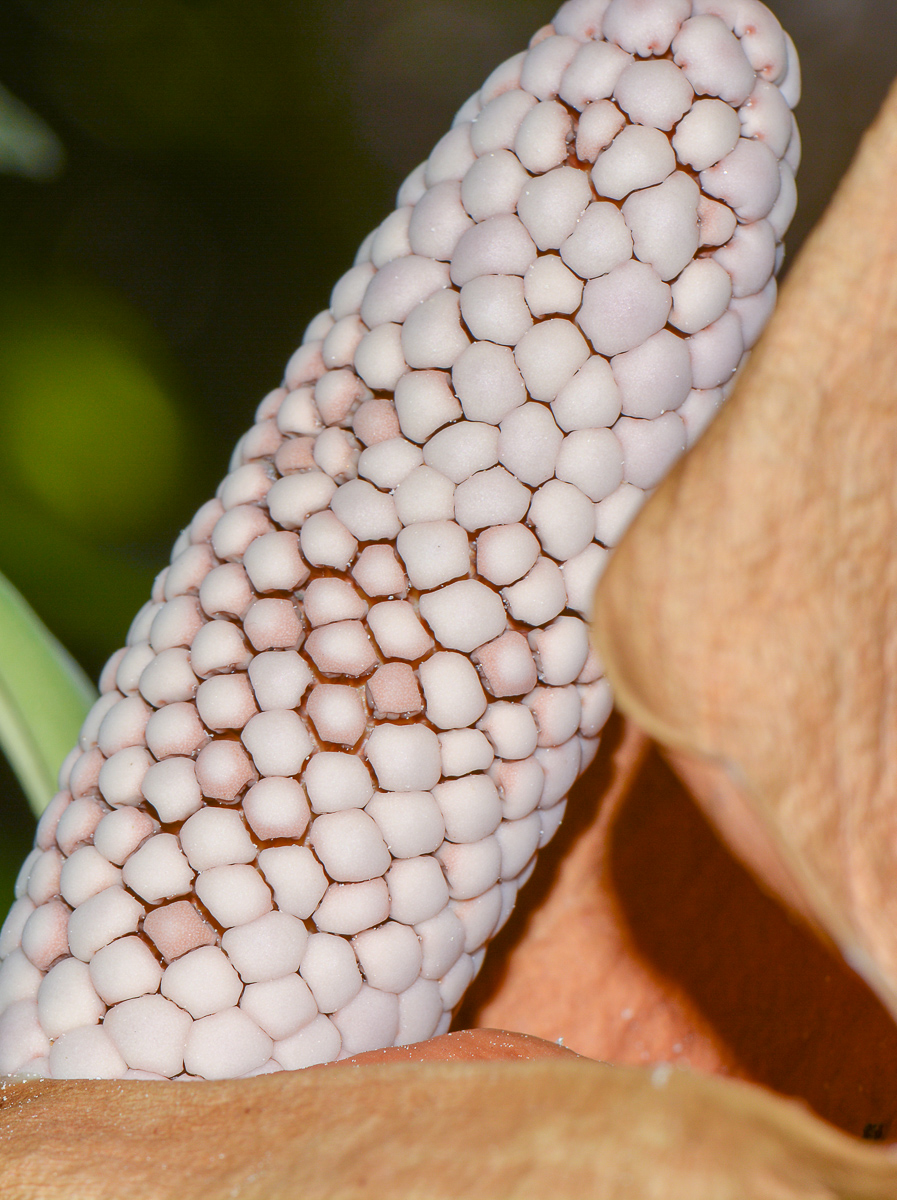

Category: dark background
[0, 0, 893, 899]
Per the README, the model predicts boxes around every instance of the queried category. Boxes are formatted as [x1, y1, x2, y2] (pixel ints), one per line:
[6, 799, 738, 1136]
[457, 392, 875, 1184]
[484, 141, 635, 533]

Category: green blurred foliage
[0, 277, 188, 541]
[0, 0, 894, 919]
[0, 80, 63, 179]
[0, 570, 95, 818]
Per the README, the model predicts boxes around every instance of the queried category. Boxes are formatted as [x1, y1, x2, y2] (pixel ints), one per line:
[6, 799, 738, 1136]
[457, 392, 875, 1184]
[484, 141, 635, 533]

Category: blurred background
[0, 0, 893, 901]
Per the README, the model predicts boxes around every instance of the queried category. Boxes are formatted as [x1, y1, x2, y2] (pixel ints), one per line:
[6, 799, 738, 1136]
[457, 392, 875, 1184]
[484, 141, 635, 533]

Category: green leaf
[0, 570, 95, 817]
[0, 82, 64, 181]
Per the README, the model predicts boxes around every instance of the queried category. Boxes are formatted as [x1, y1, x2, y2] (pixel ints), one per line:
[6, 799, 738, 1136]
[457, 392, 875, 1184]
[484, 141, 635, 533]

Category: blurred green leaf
[0, 275, 191, 543]
[0, 81, 64, 180]
[0, 568, 95, 818]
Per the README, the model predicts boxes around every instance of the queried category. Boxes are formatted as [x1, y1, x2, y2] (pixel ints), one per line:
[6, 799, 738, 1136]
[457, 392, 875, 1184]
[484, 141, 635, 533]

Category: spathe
[4, 1051, 897, 1199]
[593, 73, 897, 1021]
